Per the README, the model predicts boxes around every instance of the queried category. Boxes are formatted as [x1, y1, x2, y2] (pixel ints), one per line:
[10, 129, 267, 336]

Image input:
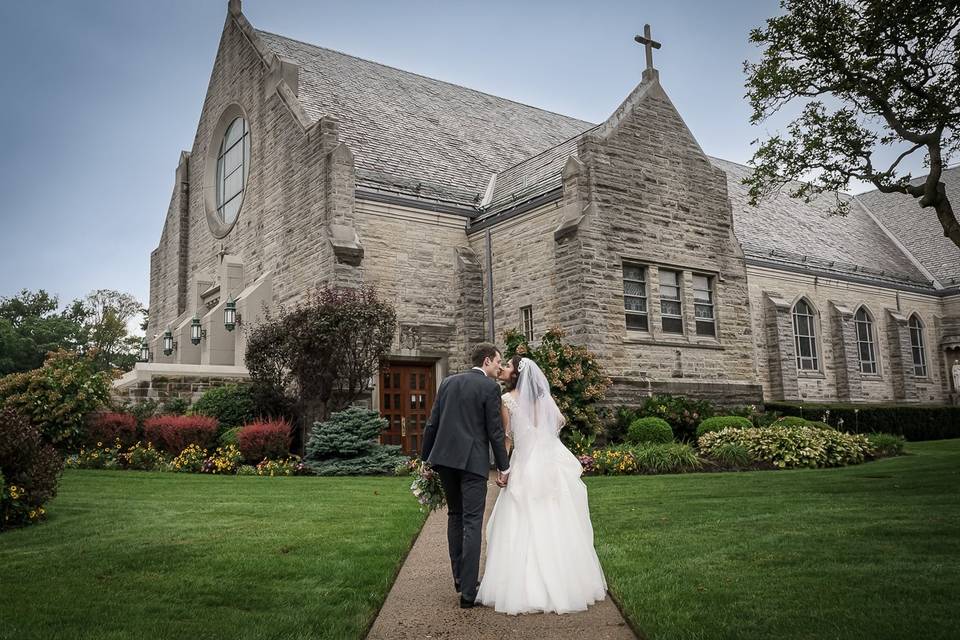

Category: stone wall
[354, 198, 477, 373]
[469, 74, 760, 403]
[149, 10, 351, 341]
[746, 264, 948, 404]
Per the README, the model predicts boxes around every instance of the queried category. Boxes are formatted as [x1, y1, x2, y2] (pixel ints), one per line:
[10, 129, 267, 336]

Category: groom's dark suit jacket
[421, 369, 510, 477]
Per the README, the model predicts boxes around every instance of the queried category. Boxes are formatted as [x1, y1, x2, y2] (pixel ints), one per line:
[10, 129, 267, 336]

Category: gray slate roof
[856, 166, 960, 288]
[256, 30, 593, 207]
[485, 128, 596, 213]
[714, 157, 933, 289]
[255, 28, 945, 291]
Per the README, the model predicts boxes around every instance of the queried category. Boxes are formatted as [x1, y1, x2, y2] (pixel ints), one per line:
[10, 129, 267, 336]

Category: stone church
[116, 0, 960, 453]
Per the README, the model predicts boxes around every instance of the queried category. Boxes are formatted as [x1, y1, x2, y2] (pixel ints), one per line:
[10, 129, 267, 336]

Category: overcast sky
[0, 0, 930, 316]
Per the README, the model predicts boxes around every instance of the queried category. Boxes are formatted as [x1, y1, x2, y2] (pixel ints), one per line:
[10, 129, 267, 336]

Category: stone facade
[127, 2, 959, 411]
[468, 74, 760, 404]
[746, 265, 950, 404]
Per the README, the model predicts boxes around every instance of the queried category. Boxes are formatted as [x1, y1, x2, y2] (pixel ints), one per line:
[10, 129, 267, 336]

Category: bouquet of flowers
[397, 457, 446, 512]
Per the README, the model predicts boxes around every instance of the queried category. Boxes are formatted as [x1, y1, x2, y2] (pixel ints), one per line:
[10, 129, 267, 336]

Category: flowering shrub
[568, 430, 597, 456]
[0, 350, 113, 449]
[698, 426, 871, 469]
[202, 445, 243, 474]
[503, 327, 612, 444]
[144, 415, 218, 453]
[638, 394, 716, 442]
[627, 417, 673, 444]
[577, 454, 595, 473]
[592, 447, 638, 475]
[696, 416, 753, 438]
[255, 456, 309, 476]
[236, 465, 257, 476]
[0, 408, 63, 530]
[66, 440, 124, 470]
[122, 441, 170, 471]
[171, 444, 208, 473]
[87, 413, 138, 448]
[237, 420, 291, 462]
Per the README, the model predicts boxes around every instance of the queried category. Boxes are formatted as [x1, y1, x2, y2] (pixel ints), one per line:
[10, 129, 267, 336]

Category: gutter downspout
[486, 228, 495, 342]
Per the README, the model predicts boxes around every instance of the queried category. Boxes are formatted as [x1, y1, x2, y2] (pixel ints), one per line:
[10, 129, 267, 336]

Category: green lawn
[587, 439, 960, 640]
[0, 471, 426, 640]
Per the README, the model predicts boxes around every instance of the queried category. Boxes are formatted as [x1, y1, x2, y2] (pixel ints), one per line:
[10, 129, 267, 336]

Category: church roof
[856, 166, 960, 289]
[255, 30, 594, 208]
[713, 157, 936, 290]
[254, 27, 949, 292]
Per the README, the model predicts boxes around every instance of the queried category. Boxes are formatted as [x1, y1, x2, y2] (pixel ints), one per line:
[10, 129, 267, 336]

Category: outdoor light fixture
[162, 329, 176, 356]
[224, 296, 239, 331]
[139, 339, 150, 363]
[190, 314, 206, 345]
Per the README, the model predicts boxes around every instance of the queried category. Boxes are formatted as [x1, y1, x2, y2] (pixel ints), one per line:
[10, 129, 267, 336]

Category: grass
[587, 439, 960, 640]
[0, 470, 426, 640]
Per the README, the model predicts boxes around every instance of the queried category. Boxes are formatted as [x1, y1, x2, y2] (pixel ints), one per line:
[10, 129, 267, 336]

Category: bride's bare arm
[501, 402, 512, 451]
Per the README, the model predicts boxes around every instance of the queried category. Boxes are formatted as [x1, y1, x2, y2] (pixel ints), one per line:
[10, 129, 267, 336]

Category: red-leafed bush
[143, 415, 218, 453]
[87, 413, 138, 448]
[237, 420, 292, 462]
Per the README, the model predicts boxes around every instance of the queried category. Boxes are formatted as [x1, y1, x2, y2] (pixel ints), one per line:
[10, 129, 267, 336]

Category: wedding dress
[476, 358, 607, 614]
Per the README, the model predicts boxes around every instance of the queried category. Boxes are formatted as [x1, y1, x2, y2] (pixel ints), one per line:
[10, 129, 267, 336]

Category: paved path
[366, 475, 638, 640]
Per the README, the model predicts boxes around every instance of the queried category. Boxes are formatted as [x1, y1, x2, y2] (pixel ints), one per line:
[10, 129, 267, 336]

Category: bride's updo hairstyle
[504, 355, 523, 391]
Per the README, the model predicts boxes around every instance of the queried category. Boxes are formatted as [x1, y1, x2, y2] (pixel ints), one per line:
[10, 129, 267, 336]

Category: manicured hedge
[143, 415, 219, 453]
[237, 420, 292, 462]
[86, 413, 138, 448]
[765, 402, 960, 441]
[627, 417, 673, 444]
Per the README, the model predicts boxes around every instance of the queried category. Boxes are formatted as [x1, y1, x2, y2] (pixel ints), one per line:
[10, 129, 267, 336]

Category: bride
[476, 355, 607, 614]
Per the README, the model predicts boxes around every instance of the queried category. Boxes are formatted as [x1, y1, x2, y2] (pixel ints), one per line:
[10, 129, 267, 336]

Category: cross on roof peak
[633, 24, 662, 75]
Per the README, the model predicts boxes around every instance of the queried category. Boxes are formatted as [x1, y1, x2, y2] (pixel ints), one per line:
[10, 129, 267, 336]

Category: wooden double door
[379, 363, 435, 455]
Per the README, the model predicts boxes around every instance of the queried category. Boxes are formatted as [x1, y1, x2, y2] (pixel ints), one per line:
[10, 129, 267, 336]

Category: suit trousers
[436, 465, 488, 602]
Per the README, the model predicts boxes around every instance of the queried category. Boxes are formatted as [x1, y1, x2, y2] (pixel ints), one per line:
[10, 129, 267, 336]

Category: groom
[421, 342, 511, 609]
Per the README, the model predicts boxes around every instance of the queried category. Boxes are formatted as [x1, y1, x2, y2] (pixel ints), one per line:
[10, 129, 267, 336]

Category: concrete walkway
[366, 476, 638, 640]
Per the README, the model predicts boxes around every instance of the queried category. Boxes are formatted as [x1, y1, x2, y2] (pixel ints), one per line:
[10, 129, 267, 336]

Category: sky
[0, 0, 931, 316]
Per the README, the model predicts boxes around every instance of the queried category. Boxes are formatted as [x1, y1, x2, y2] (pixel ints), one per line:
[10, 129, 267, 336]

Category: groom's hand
[496, 471, 508, 487]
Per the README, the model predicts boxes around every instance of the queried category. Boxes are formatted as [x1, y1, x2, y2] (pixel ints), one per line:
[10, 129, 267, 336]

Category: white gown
[477, 391, 607, 614]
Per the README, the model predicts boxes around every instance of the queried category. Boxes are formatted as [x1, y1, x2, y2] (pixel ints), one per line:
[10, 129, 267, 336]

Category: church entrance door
[379, 363, 435, 456]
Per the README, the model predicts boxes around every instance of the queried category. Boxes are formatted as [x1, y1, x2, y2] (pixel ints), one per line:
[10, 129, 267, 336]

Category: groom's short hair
[471, 342, 500, 368]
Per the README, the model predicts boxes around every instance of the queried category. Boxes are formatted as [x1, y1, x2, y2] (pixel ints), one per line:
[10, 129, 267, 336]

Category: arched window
[792, 299, 819, 371]
[216, 117, 250, 225]
[909, 314, 927, 376]
[854, 307, 877, 374]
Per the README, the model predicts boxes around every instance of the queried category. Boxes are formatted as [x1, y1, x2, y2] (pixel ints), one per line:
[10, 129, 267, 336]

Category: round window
[215, 117, 250, 225]
[204, 105, 251, 238]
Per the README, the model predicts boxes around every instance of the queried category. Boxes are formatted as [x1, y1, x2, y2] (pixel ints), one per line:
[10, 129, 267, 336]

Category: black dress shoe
[459, 596, 477, 609]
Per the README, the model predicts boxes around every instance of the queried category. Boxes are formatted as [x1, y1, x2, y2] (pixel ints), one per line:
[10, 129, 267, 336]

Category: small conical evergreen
[305, 406, 407, 475]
